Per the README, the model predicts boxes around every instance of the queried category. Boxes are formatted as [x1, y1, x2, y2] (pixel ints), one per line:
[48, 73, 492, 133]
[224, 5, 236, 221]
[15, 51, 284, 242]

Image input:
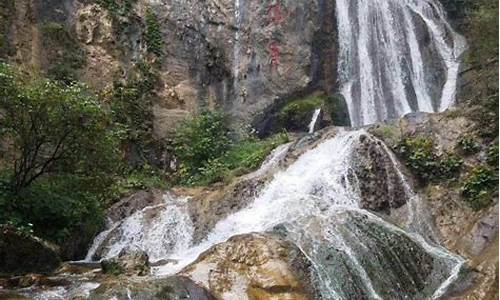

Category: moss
[278, 94, 324, 131]
[461, 166, 498, 210]
[396, 136, 463, 184]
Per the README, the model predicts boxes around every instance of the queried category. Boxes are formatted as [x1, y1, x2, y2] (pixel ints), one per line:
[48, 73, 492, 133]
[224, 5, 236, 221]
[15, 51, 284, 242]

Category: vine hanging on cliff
[144, 7, 164, 59]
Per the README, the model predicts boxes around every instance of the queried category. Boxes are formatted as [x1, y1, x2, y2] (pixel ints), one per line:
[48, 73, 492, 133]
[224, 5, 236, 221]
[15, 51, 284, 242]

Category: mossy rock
[278, 92, 351, 132]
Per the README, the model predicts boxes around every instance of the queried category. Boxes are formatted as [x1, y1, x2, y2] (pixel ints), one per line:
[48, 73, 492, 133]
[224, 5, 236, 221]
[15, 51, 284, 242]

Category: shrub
[487, 144, 499, 167]
[456, 135, 481, 155]
[172, 110, 231, 184]
[461, 166, 498, 210]
[173, 111, 289, 185]
[396, 136, 462, 183]
[144, 7, 164, 58]
[41, 22, 86, 84]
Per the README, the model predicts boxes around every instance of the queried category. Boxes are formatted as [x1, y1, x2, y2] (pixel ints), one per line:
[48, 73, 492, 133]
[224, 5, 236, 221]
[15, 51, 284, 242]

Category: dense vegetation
[0, 63, 119, 252]
[172, 111, 288, 185]
[396, 136, 463, 184]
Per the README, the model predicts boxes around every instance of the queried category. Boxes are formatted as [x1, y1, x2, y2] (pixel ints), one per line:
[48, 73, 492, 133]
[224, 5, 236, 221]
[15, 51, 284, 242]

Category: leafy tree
[0, 63, 120, 194]
[172, 110, 231, 184]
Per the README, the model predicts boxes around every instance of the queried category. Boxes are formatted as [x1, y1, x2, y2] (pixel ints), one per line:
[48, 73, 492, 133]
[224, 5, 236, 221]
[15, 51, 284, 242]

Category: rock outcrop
[0, 226, 61, 275]
[182, 233, 318, 300]
[1, 0, 340, 136]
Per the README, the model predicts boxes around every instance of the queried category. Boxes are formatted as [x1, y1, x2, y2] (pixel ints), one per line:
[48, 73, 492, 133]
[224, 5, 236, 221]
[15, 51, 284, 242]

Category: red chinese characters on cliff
[267, 3, 283, 24]
[268, 41, 280, 68]
[267, 2, 283, 69]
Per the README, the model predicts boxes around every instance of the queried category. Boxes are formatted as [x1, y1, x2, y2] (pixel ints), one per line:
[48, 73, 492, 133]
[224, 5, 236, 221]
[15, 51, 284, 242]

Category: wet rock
[88, 276, 215, 300]
[182, 233, 318, 300]
[101, 249, 150, 276]
[0, 226, 61, 275]
[276, 209, 454, 300]
[351, 134, 408, 212]
[107, 189, 165, 223]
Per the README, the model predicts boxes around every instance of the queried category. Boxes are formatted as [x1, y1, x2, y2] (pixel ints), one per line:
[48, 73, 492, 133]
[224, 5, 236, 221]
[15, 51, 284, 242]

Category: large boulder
[88, 276, 215, 300]
[101, 248, 150, 276]
[0, 226, 61, 275]
[350, 133, 408, 212]
[181, 233, 318, 300]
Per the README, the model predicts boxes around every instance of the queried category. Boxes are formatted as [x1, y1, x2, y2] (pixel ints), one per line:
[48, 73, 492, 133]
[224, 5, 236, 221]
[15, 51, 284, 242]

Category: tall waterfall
[87, 130, 464, 299]
[232, 0, 244, 102]
[336, 0, 466, 126]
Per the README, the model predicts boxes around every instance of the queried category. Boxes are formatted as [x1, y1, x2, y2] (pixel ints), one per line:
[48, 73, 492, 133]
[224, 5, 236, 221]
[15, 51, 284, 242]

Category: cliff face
[1, 0, 338, 138]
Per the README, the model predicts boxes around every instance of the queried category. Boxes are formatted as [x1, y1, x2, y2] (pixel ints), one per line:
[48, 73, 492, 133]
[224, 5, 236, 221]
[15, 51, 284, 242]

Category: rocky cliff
[0, 0, 340, 138]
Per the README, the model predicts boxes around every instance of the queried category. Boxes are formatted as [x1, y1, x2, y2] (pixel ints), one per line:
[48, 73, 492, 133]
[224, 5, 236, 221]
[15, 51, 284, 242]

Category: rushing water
[86, 130, 464, 299]
[336, 0, 466, 126]
[308, 108, 322, 134]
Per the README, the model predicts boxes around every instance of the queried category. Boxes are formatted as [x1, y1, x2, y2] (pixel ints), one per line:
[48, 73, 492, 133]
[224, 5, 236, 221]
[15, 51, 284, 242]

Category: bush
[487, 144, 499, 167]
[172, 110, 231, 184]
[456, 135, 481, 155]
[172, 111, 289, 185]
[396, 136, 462, 183]
[461, 166, 498, 210]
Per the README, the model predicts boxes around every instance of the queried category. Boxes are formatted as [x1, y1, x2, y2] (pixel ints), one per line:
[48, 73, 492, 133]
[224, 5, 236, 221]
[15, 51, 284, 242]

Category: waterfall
[85, 130, 464, 298]
[308, 108, 322, 133]
[233, 0, 244, 102]
[336, 0, 466, 127]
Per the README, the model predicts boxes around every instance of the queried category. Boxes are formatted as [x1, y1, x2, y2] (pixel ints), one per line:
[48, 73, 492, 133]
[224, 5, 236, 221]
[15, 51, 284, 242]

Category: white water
[308, 108, 322, 134]
[84, 129, 464, 298]
[336, 0, 466, 126]
[85, 193, 194, 262]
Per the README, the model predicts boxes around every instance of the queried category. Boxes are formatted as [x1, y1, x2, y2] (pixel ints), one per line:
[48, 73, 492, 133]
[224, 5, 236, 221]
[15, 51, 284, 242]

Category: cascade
[87, 130, 464, 299]
[308, 108, 322, 134]
[336, 0, 466, 126]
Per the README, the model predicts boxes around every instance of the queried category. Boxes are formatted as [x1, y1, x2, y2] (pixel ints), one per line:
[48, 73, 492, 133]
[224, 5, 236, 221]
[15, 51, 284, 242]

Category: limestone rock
[101, 249, 150, 276]
[182, 233, 317, 300]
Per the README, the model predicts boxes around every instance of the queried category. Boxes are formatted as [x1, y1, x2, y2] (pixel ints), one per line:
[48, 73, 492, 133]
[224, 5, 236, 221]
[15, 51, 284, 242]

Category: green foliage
[108, 60, 159, 163]
[101, 260, 124, 276]
[456, 135, 481, 155]
[279, 94, 324, 131]
[109, 166, 168, 201]
[461, 166, 498, 210]
[487, 144, 499, 167]
[94, 0, 136, 17]
[172, 111, 289, 185]
[193, 133, 290, 185]
[324, 93, 351, 126]
[0, 63, 119, 245]
[172, 110, 231, 184]
[144, 7, 164, 58]
[396, 136, 463, 183]
[41, 22, 86, 84]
